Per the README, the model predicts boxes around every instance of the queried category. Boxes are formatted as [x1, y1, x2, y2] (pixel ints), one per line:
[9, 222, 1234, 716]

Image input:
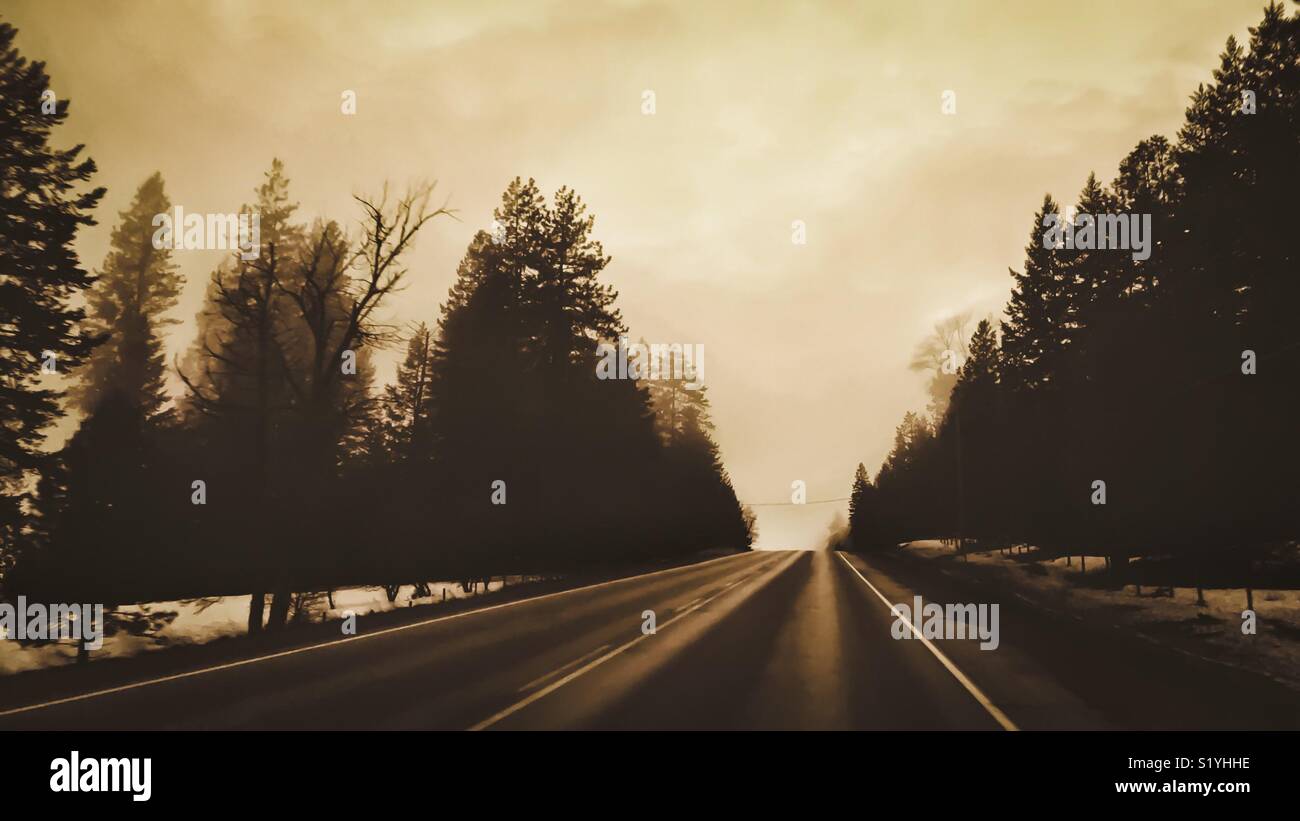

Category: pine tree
[434, 180, 624, 563]
[378, 322, 435, 461]
[945, 319, 1003, 543]
[847, 463, 877, 549]
[178, 160, 303, 633]
[70, 172, 182, 422]
[528, 182, 621, 381]
[1064, 173, 1112, 341]
[1000, 195, 1080, 544]
[0, 22, 105, 568]
[179, 159, 302, 441]
[1172, 4, 1300, 549]
[1001, 195, 1071, 391]
[427, 178, 753, 565]
[29, 174, 185, 601]
[431, 177, 644, 479]
[645, 343, 710, 447]
[654, 371, 751, 553]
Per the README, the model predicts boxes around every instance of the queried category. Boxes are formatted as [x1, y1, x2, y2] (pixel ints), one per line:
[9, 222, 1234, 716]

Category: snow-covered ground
[0, 577, 540, 675]
[902, 540, 1300, 692]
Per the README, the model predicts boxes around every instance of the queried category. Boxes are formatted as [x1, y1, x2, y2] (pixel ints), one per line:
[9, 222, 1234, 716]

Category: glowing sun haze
[7, 0, 1270, 547]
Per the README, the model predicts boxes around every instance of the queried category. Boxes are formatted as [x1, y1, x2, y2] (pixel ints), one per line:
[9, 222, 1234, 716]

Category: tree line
[0, 21, 754, 630]
[849, 3, 1299, 581]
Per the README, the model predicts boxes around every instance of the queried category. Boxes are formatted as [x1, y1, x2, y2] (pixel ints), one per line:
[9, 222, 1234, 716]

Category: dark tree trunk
[267, 589, 291, 630]
[248, 592, 266, 634]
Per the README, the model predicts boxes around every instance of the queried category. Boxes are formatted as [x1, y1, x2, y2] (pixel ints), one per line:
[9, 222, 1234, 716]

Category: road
[0, 548, 1294, 730]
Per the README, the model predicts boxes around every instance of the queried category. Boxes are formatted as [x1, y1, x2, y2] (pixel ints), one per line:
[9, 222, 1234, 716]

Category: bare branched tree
[908, 311, 976, 422]
[273, 182, 454, 425]
[177, 178, 453, 633]
[257, 182, 452, 630]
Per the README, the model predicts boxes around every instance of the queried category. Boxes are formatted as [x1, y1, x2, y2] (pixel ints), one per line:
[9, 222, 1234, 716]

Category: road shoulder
[840, 548, 1300, 729]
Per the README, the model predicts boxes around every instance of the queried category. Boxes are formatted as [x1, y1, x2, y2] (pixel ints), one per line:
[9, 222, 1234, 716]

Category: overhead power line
[741, 497, 850, 507]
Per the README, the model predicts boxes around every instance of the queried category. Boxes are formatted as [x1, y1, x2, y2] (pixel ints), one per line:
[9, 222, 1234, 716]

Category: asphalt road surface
[1, 548, 1295, 730]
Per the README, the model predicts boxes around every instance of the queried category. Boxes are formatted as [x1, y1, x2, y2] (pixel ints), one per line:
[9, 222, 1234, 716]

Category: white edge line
[835, 551, 1019, 732]
[0, 551, 761, 719]
[469, 551, 798, 730]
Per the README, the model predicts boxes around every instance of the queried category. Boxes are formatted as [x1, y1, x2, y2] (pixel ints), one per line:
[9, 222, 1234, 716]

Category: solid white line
[835, 551, 1019, 732]
[468, 553, 796, 730]
[516, 644, 612, 694]
[0, 551, 761, 719]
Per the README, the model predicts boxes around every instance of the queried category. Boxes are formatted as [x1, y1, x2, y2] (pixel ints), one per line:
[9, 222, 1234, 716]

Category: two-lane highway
[503, 549, 1013, 729]
[8, 546, 1269, 730]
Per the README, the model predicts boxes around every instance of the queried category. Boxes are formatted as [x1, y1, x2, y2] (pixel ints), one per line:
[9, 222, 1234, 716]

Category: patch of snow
[0, 577, 540, 676]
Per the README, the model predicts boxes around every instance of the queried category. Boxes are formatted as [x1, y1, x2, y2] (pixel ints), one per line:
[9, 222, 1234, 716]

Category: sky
[7, 0, 1274, 547]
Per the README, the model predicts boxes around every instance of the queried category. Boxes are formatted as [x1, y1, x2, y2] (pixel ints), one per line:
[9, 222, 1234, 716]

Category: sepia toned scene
[0, 0, 1298, 762]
